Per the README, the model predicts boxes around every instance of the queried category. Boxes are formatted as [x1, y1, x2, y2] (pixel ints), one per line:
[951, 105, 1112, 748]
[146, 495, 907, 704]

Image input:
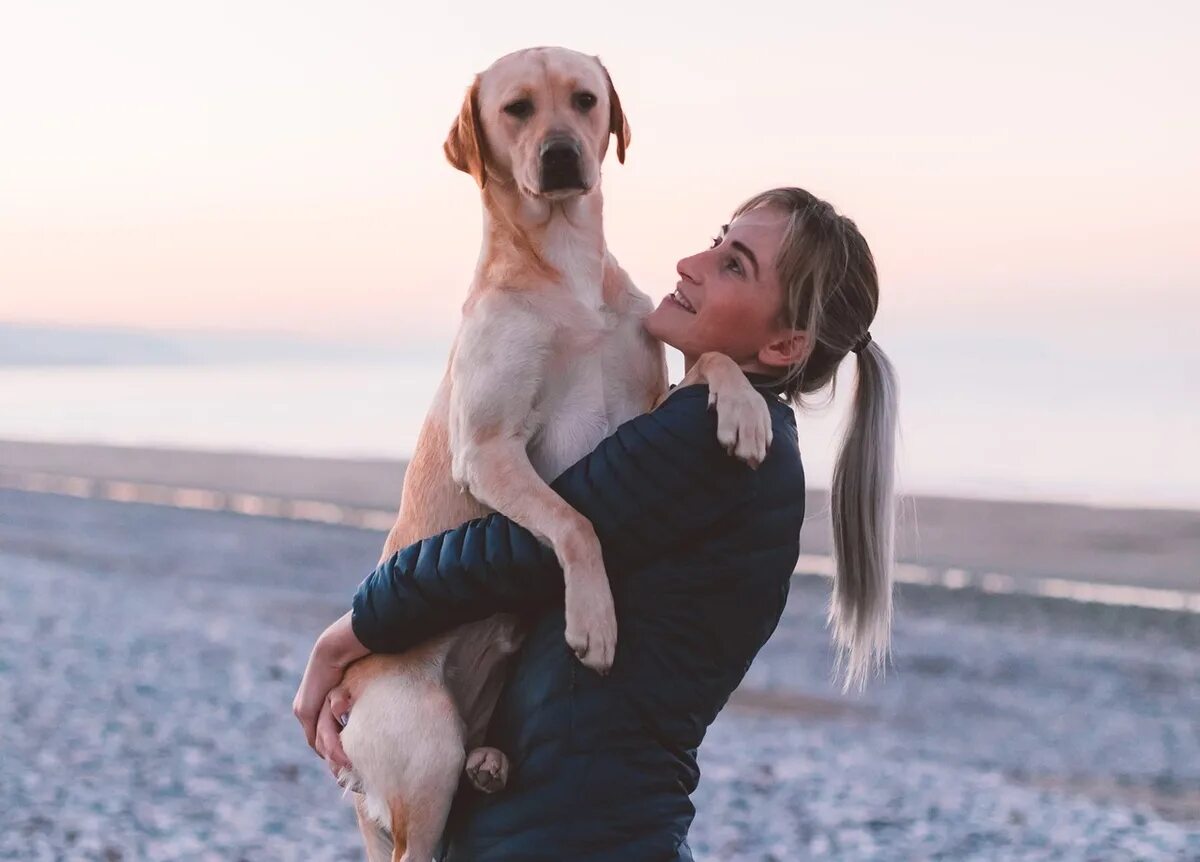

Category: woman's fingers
[293, 639, 350, 753]
[315, 700, 352, 777]
[328, 686, 352, 728]
[292, 687, 319, 751]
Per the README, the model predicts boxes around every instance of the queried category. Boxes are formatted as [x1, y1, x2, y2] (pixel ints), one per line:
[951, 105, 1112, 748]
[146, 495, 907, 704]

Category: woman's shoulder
[652, 382, 802, 489]
[657, 382, 798, 443]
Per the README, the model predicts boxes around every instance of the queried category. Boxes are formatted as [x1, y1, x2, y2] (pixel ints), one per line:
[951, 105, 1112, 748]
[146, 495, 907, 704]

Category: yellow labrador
[335, 47, 771, 862]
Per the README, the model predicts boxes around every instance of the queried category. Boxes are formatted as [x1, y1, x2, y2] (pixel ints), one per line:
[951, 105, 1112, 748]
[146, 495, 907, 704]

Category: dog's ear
[443, 75, 488, 188]
[599, 60, 631, 164]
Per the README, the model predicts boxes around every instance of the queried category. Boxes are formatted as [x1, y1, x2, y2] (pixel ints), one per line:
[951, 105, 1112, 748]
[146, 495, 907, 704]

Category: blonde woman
[295, 187, 899, 861]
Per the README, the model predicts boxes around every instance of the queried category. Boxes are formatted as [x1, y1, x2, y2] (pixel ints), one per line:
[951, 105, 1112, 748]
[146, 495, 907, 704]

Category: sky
[2, 0, 1198, 350]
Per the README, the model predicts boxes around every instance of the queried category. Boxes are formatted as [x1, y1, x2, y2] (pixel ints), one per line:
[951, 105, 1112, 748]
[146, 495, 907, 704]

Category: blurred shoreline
[4, 348, 1196, 512]
[3, 437, 1198, 594]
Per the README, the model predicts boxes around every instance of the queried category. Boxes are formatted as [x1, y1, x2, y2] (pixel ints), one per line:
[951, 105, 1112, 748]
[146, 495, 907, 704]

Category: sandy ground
[1, 442, 1199, 860]
[3, 438, 1199, 591]
[0, 490, 1198, 861]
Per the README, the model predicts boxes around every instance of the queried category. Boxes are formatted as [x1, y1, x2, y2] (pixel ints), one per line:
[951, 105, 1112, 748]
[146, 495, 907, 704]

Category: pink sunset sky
[2, 0, 1197, 346]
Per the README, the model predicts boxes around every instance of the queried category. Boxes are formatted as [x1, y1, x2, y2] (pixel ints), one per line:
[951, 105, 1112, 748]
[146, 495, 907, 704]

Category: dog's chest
[527, 302, 653, 480]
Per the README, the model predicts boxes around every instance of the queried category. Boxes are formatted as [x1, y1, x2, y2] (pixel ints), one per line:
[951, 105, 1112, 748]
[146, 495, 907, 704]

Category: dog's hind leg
[343, 666, 466, 862]
[394, 748, 462, 862]
[354, 794, 395, 862]
[388, 802, 408, 862]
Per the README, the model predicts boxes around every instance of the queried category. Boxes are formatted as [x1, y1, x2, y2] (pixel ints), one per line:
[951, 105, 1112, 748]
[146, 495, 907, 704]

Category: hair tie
[851, 331, 872, 354]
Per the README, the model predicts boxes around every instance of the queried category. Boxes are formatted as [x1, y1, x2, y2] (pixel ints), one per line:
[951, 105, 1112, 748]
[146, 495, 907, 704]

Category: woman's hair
[733, 187, 898, 691]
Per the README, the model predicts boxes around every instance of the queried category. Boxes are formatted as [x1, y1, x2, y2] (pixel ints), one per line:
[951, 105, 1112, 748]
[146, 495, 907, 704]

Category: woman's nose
[676, 255, 701, 283]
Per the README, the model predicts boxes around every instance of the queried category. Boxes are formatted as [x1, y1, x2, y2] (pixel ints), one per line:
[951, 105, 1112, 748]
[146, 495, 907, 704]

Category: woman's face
[644, 206, 793, 371]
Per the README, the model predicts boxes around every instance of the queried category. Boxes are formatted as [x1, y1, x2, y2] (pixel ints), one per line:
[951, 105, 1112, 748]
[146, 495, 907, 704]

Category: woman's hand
[292, 611, 370, 778]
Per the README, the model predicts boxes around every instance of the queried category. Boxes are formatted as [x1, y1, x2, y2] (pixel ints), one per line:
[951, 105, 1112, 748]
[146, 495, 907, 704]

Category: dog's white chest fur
[528, 319, 618, 479]
[518, 223, 656, 480]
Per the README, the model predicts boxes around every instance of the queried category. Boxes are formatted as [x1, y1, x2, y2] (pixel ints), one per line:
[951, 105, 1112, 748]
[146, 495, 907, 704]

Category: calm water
[1, 341, 1197, 510]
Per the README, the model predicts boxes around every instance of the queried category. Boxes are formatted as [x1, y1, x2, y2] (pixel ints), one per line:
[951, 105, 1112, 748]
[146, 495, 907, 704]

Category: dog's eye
[573, 92, 598, 112]
[503, 99, 534, 120]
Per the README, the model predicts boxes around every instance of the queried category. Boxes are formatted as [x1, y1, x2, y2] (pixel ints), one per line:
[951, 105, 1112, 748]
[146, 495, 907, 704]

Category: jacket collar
[667, 371, 790, 399]
[743, 371, 790, 397]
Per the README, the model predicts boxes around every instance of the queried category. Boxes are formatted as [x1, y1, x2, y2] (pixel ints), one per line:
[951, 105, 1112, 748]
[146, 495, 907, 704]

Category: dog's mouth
[539, 184, 591, 200]
[668, 286, 697, 314]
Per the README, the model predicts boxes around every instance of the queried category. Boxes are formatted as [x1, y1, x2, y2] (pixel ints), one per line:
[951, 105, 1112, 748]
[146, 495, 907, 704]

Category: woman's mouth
[669, 287, 697, 314]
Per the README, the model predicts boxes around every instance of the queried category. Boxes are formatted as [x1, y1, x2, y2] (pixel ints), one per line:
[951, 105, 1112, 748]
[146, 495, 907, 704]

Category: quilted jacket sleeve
[351, 385, 759, 653]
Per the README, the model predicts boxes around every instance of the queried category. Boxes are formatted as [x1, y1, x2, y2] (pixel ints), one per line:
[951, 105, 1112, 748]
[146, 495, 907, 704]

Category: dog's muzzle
[539, 136, 586, 194]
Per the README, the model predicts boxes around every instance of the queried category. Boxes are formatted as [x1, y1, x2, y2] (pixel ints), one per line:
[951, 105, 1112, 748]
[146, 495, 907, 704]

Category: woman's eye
[573, 92, 597, 112]
[710, 235, 722, 249]
[503, 99, 534, 119]
[724, 256, 743, 275]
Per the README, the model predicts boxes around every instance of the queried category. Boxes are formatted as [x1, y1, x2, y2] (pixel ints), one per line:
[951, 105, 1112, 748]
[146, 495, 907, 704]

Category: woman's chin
[644, 301, 687, 349]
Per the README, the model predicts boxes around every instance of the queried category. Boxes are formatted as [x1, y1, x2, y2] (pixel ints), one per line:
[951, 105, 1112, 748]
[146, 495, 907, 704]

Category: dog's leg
[459, 437, 615, 672]
[394, 751, 462, 862]
[340, 644, 466, 862]
[355, 794, 395, 862]
[450, 295, 617, 672]
[389, 803, 408, 862]
[349, 724, 464, 862]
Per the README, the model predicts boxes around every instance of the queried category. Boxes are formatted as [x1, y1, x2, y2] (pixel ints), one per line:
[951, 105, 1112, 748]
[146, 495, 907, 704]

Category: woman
[294, 187, 899, 861]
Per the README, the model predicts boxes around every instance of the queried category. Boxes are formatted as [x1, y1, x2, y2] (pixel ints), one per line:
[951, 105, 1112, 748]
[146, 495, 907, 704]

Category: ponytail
[730, 186, 899, 690]
[829, 341, 898, 691]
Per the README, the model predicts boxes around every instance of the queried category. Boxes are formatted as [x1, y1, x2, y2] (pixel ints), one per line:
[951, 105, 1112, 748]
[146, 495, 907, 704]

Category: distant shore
[2, 437, 1198, 593]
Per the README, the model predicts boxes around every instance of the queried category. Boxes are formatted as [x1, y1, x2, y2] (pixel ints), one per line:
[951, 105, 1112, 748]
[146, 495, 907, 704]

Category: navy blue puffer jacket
[351, 379, 806, 861]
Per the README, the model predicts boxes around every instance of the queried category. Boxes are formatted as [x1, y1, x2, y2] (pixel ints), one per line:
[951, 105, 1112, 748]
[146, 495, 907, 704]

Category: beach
[4, 437, 1199, 592]
[1, 440, 1199, 860]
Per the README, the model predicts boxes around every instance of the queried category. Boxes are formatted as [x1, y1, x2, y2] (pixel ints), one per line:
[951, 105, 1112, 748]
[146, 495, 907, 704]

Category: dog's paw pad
[465, 747, 509, 794]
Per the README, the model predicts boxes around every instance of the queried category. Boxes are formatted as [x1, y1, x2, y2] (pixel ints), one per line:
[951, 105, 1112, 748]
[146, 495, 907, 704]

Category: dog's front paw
[564, 569, 617, 674]
[710, 383, 773, 469]
[466, 747, 510, 794]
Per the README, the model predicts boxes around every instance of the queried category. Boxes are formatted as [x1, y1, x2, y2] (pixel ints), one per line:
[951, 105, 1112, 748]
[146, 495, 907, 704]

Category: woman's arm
[351, 383, 762, 653]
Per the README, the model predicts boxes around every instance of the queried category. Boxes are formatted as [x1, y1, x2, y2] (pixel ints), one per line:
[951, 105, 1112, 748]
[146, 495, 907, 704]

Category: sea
[1, 336, 1196, 511]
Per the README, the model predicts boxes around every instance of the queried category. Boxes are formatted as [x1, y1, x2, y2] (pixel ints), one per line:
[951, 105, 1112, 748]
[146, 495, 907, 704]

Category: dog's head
[444, 47, 631, 199]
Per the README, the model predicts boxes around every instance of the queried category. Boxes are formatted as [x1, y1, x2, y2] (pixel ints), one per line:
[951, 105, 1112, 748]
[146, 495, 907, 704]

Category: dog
[333, 47, 772, 862]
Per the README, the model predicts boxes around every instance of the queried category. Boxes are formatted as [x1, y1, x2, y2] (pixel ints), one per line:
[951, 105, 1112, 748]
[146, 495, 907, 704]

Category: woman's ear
[443, 75, 488, 188]
[758, 330, 810, 370]
[598, 59, 631, 164]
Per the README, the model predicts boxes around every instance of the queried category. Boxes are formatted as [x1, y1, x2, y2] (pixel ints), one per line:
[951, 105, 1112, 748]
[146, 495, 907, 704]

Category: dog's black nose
[540, 137, 585, 193]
